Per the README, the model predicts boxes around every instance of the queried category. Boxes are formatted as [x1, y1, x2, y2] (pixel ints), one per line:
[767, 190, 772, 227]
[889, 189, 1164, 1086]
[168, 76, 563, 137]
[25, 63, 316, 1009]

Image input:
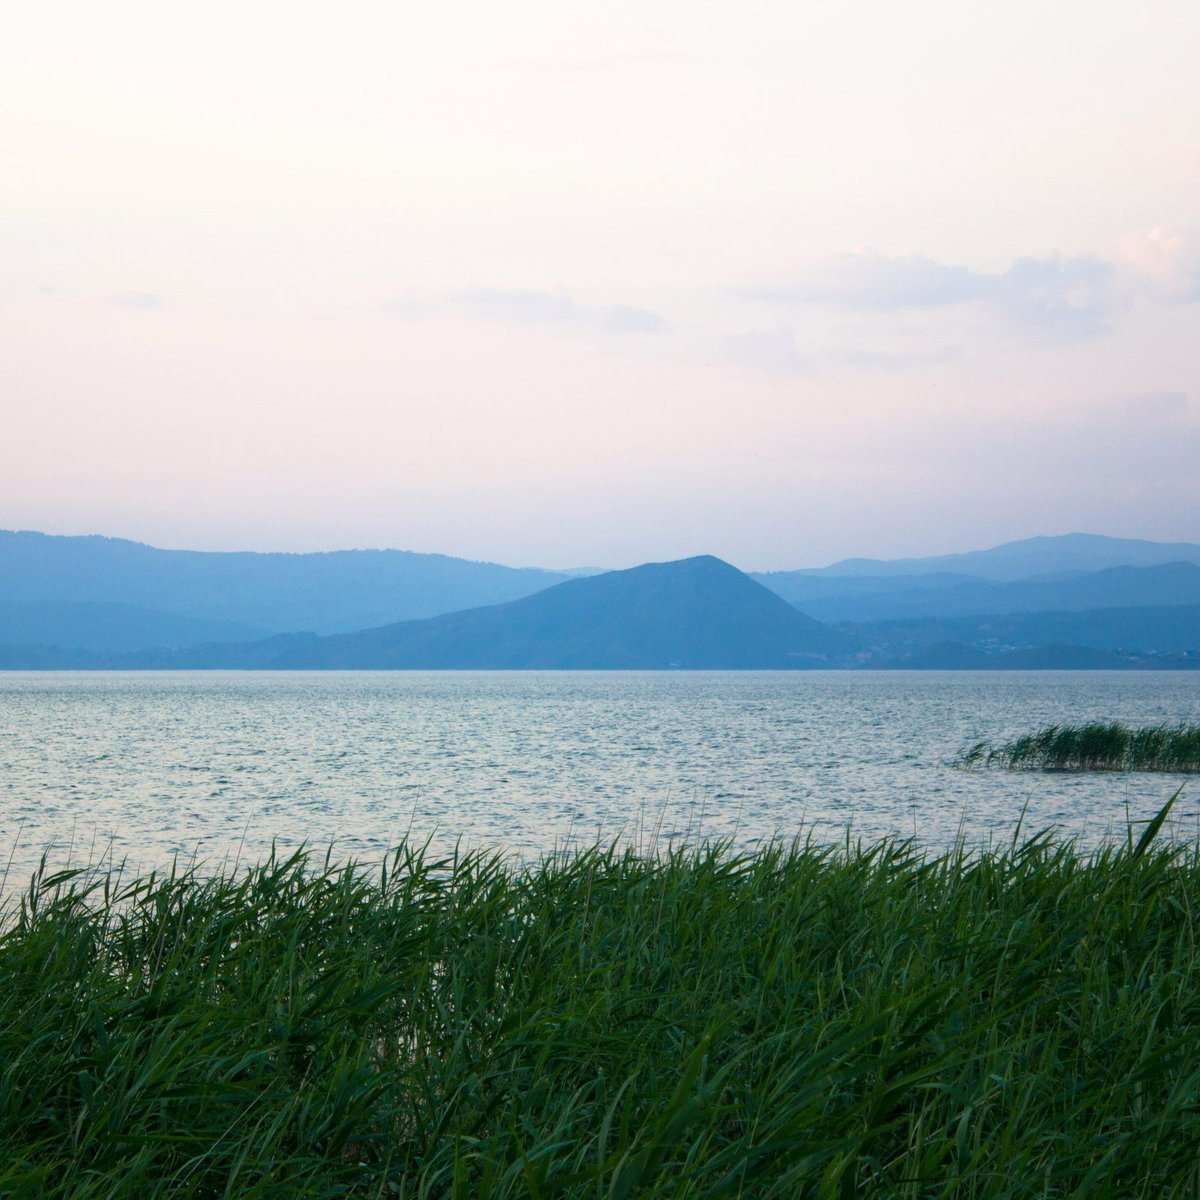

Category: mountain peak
[782, 533, 1200, 582]
[272, 554, 846, 669]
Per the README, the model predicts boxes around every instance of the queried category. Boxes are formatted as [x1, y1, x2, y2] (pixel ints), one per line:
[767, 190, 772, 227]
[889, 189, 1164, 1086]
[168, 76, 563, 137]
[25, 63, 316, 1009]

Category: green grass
[3, 806, 1200, 1198]
[962, 722, 1200, 772]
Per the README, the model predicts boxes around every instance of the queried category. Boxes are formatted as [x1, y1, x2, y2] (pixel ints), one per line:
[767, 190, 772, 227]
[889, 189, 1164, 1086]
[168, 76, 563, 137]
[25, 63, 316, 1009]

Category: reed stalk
[2, 811, 1199, 1196]
[962, 722, 1200, 772]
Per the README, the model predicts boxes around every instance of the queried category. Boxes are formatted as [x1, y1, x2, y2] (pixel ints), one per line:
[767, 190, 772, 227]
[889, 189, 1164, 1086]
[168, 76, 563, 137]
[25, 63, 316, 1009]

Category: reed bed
[2, 809, 1200, 1198]
[963, 722, 1200, 772]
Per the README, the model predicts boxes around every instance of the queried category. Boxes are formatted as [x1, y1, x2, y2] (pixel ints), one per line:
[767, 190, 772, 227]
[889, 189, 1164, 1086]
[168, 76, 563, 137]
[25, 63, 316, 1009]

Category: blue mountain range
[1, 529, 1196, 668]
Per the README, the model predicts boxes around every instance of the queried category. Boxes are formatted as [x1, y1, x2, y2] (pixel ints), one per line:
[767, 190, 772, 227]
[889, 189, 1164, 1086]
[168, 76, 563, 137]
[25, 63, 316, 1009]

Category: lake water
[2, 671, 1198, 886]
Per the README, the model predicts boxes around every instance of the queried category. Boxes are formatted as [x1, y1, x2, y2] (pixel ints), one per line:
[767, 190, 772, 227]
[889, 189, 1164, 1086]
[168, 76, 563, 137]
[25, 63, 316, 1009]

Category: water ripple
[0, 670, 1197, 885]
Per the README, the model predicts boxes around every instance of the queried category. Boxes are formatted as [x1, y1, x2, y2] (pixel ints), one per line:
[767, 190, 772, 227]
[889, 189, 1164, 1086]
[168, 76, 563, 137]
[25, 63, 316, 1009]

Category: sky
[2, 0, 1198, 570]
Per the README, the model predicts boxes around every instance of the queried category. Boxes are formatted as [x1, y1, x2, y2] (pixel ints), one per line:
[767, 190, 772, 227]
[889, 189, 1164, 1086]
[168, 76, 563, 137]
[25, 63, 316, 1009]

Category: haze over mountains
[135, 557, 847, 670]
[756, 533, 1200, 582]
[753, 562, 1200, 623]
[0, 531, 569, 643]
[1, 529, 1197, 668]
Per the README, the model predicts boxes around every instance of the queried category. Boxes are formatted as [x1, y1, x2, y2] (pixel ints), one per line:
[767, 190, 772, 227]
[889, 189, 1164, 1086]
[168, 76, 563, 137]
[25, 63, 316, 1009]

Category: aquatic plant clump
[2, 819, 1200, 1197]
[963, 721, 1200, 772]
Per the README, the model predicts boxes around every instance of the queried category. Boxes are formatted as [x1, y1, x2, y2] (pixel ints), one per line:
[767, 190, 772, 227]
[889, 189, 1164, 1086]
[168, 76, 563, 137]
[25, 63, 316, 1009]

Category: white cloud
[725, 326, 815, 373]
[601, 304, 669, 334]
[725, 326, 960, 374]
[450, 288, 669, 335]
[744, 251, 992, 310]
[453, 288, 577, 324]
[1117, 226, 1200, 304]
[996, 254, 1129, 338]
[98, 292, 160, 310]
[743, 233, 1200, 342]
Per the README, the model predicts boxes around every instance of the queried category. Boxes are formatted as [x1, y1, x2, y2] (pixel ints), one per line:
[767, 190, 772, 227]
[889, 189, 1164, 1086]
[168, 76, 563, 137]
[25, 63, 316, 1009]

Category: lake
[2, 670, 1198, 886]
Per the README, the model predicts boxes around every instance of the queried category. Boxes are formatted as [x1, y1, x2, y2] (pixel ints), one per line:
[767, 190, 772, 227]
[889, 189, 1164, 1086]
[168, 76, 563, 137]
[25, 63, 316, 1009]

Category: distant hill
[0, 530, 570, 644]
[758, 562, 1200, 623]
[757, 533, 1200, 584]
[851, 603, 1200, 660]
[0, 600, 265, 654]
[271, 555, 847, 669]
[4, 528, 1200, 670]
[890, 643, 1143, 670]
[101, 556, 849, 669]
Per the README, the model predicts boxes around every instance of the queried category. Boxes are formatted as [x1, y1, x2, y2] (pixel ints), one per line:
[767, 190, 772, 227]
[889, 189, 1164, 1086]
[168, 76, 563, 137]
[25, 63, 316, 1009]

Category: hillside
[850, 602, 1200, 665]
[889, 643, 1144, 670]
[758, 562, 1200, 623]
[0, 530, 569, 642]
[4, 529, 1199, 670]
[0, 600, 265, 654]
[107, 556, 847, 670]
[756, 533, 1200, 585]
[269, 555, 847, 668]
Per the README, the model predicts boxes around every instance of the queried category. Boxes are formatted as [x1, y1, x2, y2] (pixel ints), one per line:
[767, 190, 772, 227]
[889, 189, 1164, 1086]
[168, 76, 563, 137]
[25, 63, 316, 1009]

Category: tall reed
[2, 811, 1199, 1197]
[963, 721, 1200, 772]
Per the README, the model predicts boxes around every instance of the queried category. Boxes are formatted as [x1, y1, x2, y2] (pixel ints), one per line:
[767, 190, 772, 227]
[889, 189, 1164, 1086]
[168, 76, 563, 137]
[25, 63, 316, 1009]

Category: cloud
[996, 254, 1130, 338]
[450, 288, 668, 335]
[1117, 226, 1200, 304]
[99, 291, 160, 310]
[744, 251, 992, 310]
[725, 327, 816, 373]
[832, 345, 962, 371]
[453, 288, 576, 324]
[601, 304, 670, 334]
[380, 295, 434, 318]
[743, 231, 1200, 340]
[725, 326, 959, 374]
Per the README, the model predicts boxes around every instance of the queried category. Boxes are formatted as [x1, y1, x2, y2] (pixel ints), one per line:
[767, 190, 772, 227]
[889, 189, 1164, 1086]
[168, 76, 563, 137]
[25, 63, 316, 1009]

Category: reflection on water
[2, 670, 1198, 882]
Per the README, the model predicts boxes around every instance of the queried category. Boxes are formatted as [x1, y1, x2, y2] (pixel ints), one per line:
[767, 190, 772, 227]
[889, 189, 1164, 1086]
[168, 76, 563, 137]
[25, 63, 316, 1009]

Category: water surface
[2, 671, 1197, 884]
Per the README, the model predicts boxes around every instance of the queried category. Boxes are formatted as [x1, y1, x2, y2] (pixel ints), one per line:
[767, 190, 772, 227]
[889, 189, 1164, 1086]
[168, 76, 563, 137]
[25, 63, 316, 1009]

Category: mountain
[891, 643, 1143, 670]
[854, 603, 1200, 660]
[757, 533, 1200, 584]
[0, 530, 571, 643]
[757, 562, 1200, 624]
[4, 528, 1199, 671]
[0, 600, 265, 654]
[278, 555, 847, 669]
[115, 556, 849, 669]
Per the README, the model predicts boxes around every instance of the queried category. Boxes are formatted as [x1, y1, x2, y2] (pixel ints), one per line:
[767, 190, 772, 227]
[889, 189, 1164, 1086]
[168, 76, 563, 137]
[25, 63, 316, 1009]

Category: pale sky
[3, 0, 1198, 569]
